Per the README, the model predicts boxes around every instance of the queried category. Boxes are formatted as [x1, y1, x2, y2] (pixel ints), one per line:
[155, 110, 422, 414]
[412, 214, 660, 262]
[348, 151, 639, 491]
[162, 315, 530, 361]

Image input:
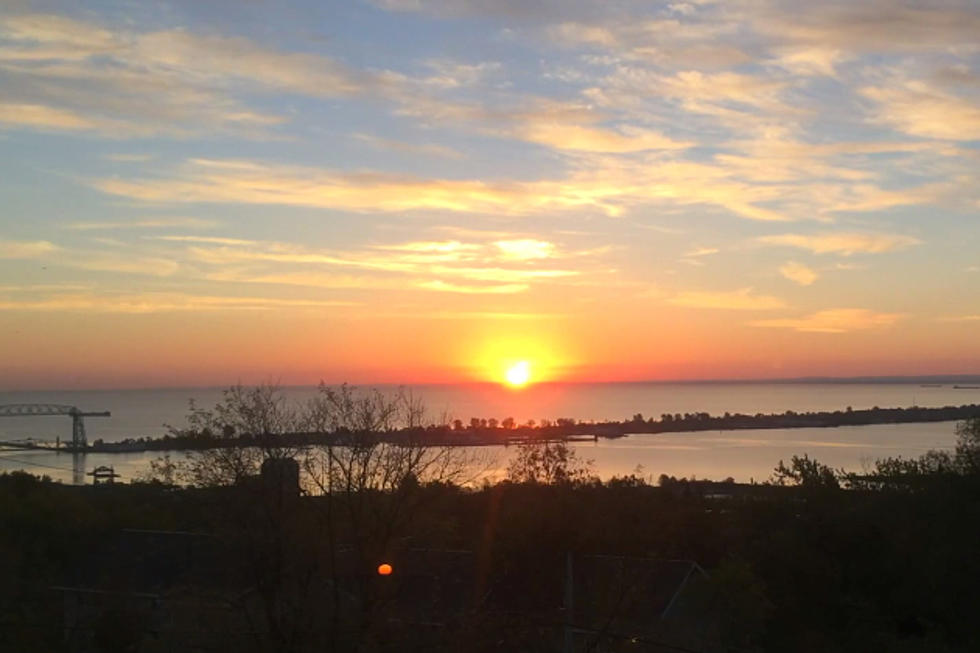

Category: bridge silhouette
[0, 404, 111, 449]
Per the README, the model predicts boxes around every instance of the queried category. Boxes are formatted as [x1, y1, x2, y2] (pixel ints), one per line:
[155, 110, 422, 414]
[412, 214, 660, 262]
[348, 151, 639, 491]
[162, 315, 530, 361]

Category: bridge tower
[0, 404, 111, 450]
[70, 409, 87, 448]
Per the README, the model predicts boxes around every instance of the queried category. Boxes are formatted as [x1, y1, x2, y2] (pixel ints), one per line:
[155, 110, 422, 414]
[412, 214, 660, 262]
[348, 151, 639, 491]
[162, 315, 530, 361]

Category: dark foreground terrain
[3, 393, 980, 653]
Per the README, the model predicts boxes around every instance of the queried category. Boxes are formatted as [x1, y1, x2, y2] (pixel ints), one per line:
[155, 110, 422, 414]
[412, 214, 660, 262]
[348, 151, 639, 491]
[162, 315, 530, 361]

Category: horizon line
[4, 373, 980, 394]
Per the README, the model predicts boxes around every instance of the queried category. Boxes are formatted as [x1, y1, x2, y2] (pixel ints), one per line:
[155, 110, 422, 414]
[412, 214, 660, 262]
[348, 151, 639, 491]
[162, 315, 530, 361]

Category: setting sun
[505, 361, 532, 387]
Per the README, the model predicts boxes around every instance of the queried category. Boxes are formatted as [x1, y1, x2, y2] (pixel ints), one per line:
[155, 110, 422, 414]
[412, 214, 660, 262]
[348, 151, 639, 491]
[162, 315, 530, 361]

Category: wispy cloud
[174, 236, 584, 292]
[65, 217, 218, 231]
[861, 79, 980, 141]
[0, 239, 60, 258]
[89, 156, 834, 222]
[516, 123, 692, 153]
[92, 158, 559, 215]
[0, 237, 177, 276]
[352, 133, 463, 159]
[0, 103, 96, 131]
[0, 13, 404, 137]
[750, 309, 904, 333]
[779, 261, 818, 286]
[0, 292, 358, 313]
[414, 280, 528, 294]
[937, 315, 980, 323]
[103, 153, 155, 162]
[494, 239, 555, 260]
[669, 288, 786, 311]
[684, 247, 719, 258]
[759, 232, 921, 256]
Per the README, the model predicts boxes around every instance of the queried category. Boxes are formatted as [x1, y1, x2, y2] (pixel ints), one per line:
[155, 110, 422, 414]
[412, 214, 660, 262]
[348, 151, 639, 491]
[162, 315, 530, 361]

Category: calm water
[1, 383, 975, 484]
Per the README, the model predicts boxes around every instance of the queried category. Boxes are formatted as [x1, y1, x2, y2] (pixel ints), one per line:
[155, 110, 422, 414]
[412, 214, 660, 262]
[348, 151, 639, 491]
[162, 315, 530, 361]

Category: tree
[154, 384, 311, 652]
[165, 383, 301, 487]
[954, 417, 980, 473]
[155, 382, 486, 653]
[300, 383, 489, 648]
[772, 454, 840, 489]
[844, 417, 980, 490]
[506, 440, 595, 485]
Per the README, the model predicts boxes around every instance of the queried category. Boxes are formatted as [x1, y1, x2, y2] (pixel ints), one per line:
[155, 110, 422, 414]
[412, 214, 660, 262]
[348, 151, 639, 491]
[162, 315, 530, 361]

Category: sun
[505, 361, 532, 388]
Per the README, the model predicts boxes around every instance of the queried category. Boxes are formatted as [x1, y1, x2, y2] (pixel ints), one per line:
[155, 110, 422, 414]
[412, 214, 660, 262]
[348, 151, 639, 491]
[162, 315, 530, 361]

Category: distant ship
[953, 385, 980, 390]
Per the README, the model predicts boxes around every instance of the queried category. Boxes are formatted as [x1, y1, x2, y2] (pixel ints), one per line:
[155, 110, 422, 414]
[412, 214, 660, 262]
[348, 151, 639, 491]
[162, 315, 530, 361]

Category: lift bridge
[0, 404, 111, 449]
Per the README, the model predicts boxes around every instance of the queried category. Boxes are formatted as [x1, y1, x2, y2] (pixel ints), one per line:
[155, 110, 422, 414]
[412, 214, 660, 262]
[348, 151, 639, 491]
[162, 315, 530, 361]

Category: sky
[0, 0, 978, 390]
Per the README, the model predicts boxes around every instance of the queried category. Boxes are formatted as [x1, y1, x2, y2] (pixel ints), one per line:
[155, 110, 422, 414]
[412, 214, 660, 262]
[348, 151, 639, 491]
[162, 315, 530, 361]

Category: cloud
[414, 280, 528, 294]
[684, 247, 719, 257]
[72, 255, 180, 277]
[759, 232, 921, 256]
[173, 236, 583, 292]
[0, 292, 357, 313]
[409, 311, 567, 320]
[369, 0, 602, 21]
[0, 103, 96, 131]
[494, 239, 555, 260]
[65, 217, 219, 230]
[769, 47, 847, 77]
[861, 80, 980, 141]
[937, 315, 980, 323]
[0, 12, 694, 155]
[668, 287, 786, 311]
[152, 235, 257, 246]
[550, 18, 748, 67]
[779, 261, 818, 286]
[0, 13, 396, 136]
[758, 3, 980, 54]
[0, 283, 92, 293]
[428, 266, 577, 283]
[103, 153, 155, 162]
[0, 237, 178, 276]
[586, 66, 795, 133]
[0, 239, 60, 258]
[517, 123, 692, 153]
[654, 70, 791, 114]
[376, 240, 480, 254]
[89, 156, 809, 222]
[393, 89, 695, 153]
[93, 158, 558, 214]
[750, 308, 904, 333]
[421, 59, 501, 88]
[352, 133, 463, 159]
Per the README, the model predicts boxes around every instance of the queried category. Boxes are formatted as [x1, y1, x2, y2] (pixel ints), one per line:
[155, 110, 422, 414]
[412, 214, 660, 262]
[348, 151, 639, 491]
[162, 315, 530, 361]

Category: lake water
[1, 383, 976, 484]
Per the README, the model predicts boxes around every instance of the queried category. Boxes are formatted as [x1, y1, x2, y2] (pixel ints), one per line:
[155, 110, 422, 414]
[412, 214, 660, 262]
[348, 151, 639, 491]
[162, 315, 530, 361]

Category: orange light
[505, 361, 531, 388]
[377, 563, 393, 576]
[465, 332, 572, 385]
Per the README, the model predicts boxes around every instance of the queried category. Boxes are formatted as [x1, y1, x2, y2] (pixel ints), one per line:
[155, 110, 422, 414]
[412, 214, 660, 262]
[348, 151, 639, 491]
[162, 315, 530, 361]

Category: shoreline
[5, 403, 977, 455]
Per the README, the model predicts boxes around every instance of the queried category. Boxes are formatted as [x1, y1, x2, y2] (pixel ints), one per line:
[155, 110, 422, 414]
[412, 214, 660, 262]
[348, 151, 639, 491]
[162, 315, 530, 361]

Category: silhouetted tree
[954, 417, 980, 473]
[772, 454, 840, 489]
[506, 440, 595, 485]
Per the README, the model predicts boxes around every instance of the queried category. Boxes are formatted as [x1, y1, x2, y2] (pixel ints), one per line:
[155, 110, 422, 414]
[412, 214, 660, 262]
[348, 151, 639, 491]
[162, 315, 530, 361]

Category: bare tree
[147, 382, 489, 652]
[164, 382, 302, 487]
[506, 440, 596, 485]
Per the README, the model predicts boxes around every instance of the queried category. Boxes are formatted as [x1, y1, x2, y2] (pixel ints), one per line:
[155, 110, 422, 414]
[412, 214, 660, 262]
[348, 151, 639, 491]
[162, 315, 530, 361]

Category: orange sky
[1, 3, 979, 390]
